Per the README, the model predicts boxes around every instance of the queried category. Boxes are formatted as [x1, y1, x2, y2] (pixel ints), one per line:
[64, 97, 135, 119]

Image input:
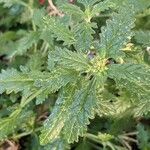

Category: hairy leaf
[135, 30, 150, 46]
[40, 79, 96, 144]
[0, 109, 33, 140]
[51, 47, 91, 72]
[63, 80, 96, 143]
[92, 0, 115, 17]
[73, 22, 96, 52]
[44, 138, 70, 150]
[0, 68, 33, 94]
[78, 0, 101, 7]
[9, 31, 40, 58]
[43, 16, 75, 45]
[99, 4, 135, 59]
[108, 64, 150, 101]
[40, 85, 76, 145]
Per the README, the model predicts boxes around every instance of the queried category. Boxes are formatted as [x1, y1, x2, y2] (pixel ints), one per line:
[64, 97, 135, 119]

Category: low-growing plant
[0, 0, 150, 149]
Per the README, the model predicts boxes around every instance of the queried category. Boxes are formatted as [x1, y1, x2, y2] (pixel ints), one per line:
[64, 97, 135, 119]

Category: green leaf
[44, 138, 70, 150]
[40, 79, 96, 144]
[0, 109, 33, 141]
[137, 124, 150, 150]
[34, 69, 78, 104]
[73, 22, 96, 52]
[99, 4, 135, 59]
[40, 30, 54, 47]
[127, 0, 150, 13]
[134, 100, 150, 117]
[0, 0, 21, 8]
[60, 3, 84, 22]
[0, 67, 77, 98]
[52, 47, 91, 72]
[92, 0, 115, 17]
[111, 0, 150, 12]
[96, 90, 117, 117]
[40, 84, 76, 145]
[43, 16, 75, 45]
[135, 30, 150, 46]
[0, 68, 33, 94]
[78, 0, 101, 7]
[33, 8, 46, 27]
[63, 80, 96, 143]
[34, 69, 78, 92]
[108, 64, 150, 101]
[26, 52, 45, 71]
[9, 31, 40, 58]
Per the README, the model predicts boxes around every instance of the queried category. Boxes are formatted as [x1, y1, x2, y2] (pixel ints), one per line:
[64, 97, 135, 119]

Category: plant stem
[12, 127, 42, 140]
[20, 89, 43, 108]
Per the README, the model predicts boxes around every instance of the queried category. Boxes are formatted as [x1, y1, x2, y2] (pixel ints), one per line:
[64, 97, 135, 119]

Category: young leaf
[92, 0, 115, 17]
[52, 47, 91, 72]
[60, 3, 84, 22]
[73, 22, 96, 52]
[78, 0, 101, 7]
[43, 16, 75, 45]
[99, 4, 135, 59]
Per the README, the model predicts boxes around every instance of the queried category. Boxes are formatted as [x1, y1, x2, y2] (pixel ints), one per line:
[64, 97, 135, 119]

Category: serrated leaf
[127, 0, 150, 13]
[43, 16, 75, 45]
[92, 0, 115, 17]
[51, 47, 91, 72]
[60, 3, 84, 22]
[0, 109, 33, 141]
[0, 68, 33, 94]
[40, 85, 76, 145]
[44, 138, 70, 150]
[34, 69, 78, 92]
[26, 52, 45, 71]
[40, 30, 54, 47]
[0, 68, 77, 98]
[134, 100, 150, 117]
[73, 22, 96, 52]
[78, 0, 101, 7]
[34, 69, 78, 104]
[63, 80, 96, 143]
[99, 5, 135, 59]
[96, 90, 117, 117]
[0, 0, 19, 8]
[9, 31, 40, 58]
[137, 124, 150, 150]
[40, 79, 96, 144]
[111, 0, 150, 12]
[135, 30, 150, 46]
[108, 64, 150, 101]
[33, 8, 46, 27]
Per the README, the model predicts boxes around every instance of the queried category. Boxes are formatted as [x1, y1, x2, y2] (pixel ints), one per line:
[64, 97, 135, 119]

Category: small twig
[69, 0, 76, 4]
[12, 127, 42, 140]
[36, 112, 49, 122]
[5, 140, 19, 150]
[123, 131, 138, 136]
[47, 0, 64, 17]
